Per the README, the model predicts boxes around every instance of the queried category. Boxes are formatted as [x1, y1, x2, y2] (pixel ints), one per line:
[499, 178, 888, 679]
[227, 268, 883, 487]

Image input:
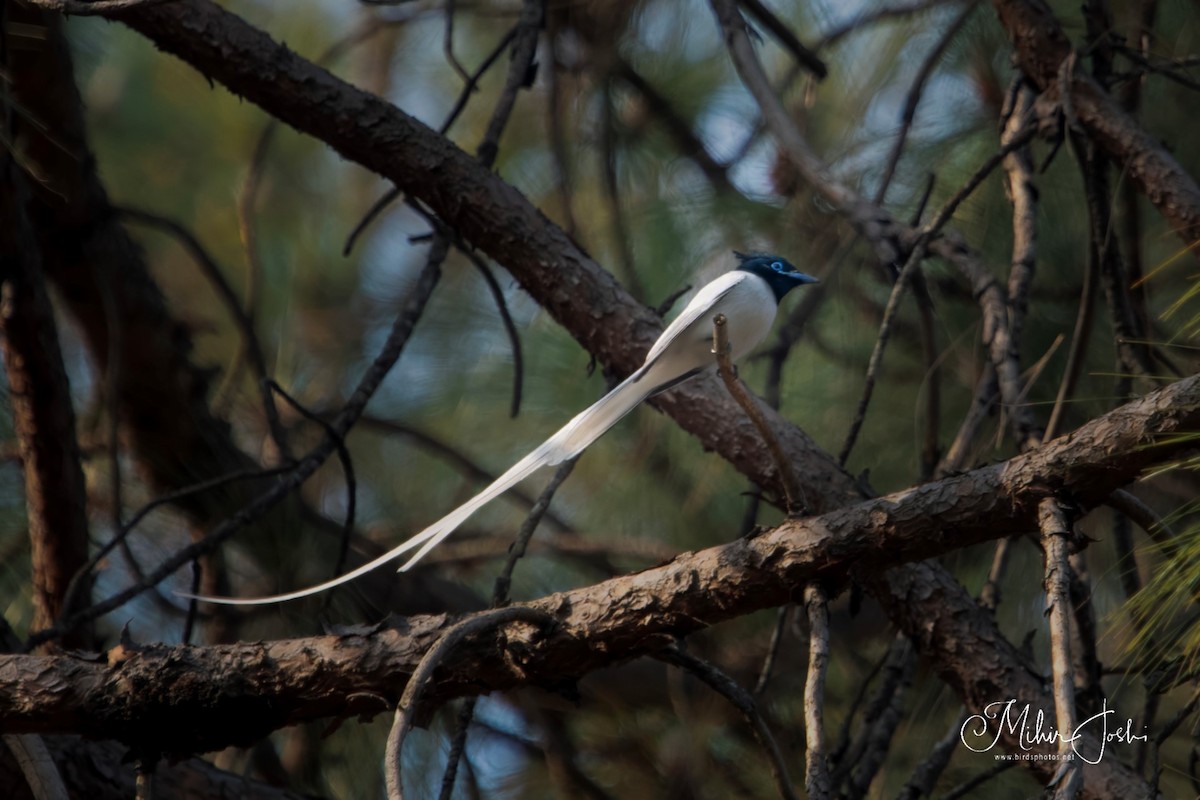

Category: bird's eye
[770, 261, 785, 272]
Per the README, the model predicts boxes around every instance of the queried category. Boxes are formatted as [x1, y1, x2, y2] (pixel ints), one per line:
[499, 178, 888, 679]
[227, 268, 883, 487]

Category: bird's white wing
[642, 271, 749, 366]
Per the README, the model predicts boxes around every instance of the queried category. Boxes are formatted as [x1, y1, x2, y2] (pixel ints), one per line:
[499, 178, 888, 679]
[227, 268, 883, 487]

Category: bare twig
[1038, 496, 1081, 799]
[58, 465, 288, 625]
[267, 382, 357, 583]
[659, 643, 799, 800]
[815, 0, 962, 51]
[599, 79, 646, 301]
[736, 0, 827, 78]
[753, 605, 791, 696]
[897, 709, 969, 799]
[804, 583, 832, 800]
[385, 606, 554, 800]
[475, 0, 542, 169]
[937, 761, 1014, 799]
[712, 314, 805, 513]
[874, 2, 977, 204]
[491, 458, 578, 607]
[3, 734, 69, 800]
[342, 24, 516, 255]
[458, 246, 525, 418]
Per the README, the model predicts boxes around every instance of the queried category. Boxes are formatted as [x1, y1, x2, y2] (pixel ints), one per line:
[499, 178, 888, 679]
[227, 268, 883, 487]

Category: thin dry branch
[1038, 497, 1082, 798]
[386, 607, 554, 800]
[713, 314, 805, 513]
[659, 645, 799, 800]
[803, 584, 831, 800]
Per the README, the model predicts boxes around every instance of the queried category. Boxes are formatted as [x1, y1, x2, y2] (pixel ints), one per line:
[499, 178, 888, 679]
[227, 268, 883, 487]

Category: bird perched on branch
[186, 252, 818, 605]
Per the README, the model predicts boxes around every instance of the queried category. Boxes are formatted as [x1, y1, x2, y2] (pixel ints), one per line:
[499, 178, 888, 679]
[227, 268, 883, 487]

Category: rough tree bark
[0, 370, 1191, 799]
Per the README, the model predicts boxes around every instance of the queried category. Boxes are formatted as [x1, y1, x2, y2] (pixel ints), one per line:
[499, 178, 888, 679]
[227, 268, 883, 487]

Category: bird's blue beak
[791, 272, 820, 284]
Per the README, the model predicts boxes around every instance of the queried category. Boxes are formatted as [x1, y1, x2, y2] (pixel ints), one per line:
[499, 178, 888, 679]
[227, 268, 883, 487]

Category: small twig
[659, 643, 799, 800]
[492, 458, 577, 607]
[977, 535, 1014, 613]
[814, 0, 961, 51]
[385, 606, 554, 800]
[58, 465, 287, 628]
[736, 0, 827, 78]
[343, 186, 402, 257]
[1038, 496, 1081, 799]
[355, 417, 575, 534]
[1151, 683, 1200, 796]
[752, 605, 790, 696]
[438, 698, 478, 800]
[841, 120, 1040, 467]
[342, 24, 516, 256]
[267, 381, 357, 583]
[874, 2, 977, 204]
[442, 0, 471, 84]
[599, 78, 646, 301]
[897, 709, 969, 800]
[804, 584, 832, 800]
[832, 633, 915, 791]
[475, 0, 542, 169]
[1044, 248, 1097, 441]
[711, 314, 806, 513]
[459, 248, 524, 418]
[937, 762, 1014, 800]
[1105, 488, 1176, 554]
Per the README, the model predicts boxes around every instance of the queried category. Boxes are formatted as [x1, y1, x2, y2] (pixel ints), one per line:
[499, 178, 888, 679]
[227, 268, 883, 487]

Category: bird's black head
[734, 251, 819, 302]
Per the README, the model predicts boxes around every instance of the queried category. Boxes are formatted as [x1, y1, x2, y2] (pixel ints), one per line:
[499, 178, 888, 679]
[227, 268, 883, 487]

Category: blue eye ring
[770, 261, 785, 272]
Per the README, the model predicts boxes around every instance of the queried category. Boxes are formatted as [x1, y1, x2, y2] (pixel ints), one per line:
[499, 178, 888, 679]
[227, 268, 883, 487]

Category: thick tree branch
[0, 373, 1196, 765]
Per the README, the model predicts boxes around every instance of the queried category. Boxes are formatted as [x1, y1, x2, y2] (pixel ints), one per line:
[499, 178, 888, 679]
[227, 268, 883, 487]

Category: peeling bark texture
[0, 143, 91, 645]
[0, 735, 317, 800]
[990, 0, 1200, 249]
[0, 373, 1196, 765]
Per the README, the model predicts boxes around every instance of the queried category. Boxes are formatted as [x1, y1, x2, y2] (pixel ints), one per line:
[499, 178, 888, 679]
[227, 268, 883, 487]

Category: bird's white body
[185, 267, 799, 605]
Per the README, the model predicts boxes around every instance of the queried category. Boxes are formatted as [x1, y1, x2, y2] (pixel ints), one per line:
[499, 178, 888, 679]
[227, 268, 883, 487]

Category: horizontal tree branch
[0, 372, 1195, 774]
